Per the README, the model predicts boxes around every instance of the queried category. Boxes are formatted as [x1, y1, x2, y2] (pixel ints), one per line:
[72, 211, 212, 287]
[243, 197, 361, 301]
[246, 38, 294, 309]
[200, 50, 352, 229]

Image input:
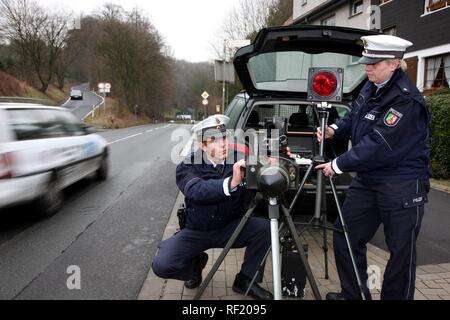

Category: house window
[351, 0, 364, 16]
[426, 0, 449, 13]
[321, 15, 336, 26]
[383, 26, 397, 36]
[425, 54, 450, 90]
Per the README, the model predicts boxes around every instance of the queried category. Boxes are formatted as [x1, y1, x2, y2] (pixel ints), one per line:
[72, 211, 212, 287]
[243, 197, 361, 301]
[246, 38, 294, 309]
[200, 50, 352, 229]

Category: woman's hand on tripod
[316, 126, 335, 143]
[316, 162, 336, 178]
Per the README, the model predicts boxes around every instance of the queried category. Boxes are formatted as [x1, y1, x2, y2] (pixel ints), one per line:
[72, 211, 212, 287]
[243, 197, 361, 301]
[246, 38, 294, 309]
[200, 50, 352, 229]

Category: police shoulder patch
[384, 108, 403, 127]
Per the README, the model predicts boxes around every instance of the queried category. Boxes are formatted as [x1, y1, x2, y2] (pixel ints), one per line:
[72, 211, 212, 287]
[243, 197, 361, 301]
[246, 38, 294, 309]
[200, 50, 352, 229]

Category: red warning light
[313, 72, 338, 97]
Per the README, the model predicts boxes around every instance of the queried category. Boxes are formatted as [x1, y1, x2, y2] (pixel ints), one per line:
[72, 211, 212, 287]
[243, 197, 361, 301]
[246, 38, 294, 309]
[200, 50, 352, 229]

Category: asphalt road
[0, 119, 448, 299]
[372, 188, 450, 266]
[62, 83, 103, 120]
[0, 123, 187, 300]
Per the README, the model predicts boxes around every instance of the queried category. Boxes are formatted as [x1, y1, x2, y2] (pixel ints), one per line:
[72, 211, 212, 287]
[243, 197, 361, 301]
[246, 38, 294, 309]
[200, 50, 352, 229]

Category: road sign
[226, 39, 251, 48]
[214, 60, 235, 84]
[202, 99, 209, 106]
[99, 83, 111, 94]
[201, 91, 210, 100]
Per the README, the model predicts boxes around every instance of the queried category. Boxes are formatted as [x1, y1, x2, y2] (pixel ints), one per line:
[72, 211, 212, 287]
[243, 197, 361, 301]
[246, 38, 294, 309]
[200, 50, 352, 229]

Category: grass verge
[430, 179, 450, 193]
[84, 97, 152, 129]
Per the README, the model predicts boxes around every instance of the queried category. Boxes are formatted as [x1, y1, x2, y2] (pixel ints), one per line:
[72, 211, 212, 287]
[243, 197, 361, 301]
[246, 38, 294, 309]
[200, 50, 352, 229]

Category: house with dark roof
[292, 0, 450, 93]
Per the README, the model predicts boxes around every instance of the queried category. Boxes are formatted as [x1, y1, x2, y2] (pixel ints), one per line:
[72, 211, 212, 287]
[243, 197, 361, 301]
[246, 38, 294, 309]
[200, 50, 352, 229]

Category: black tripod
[194, 103, 366, 300]
[290, 102, 366, 300]
[193, 192, 322, 301]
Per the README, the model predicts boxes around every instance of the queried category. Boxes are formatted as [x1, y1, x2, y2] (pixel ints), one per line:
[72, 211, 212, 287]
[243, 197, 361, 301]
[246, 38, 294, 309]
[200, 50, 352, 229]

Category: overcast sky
[39, 0, 242, 62]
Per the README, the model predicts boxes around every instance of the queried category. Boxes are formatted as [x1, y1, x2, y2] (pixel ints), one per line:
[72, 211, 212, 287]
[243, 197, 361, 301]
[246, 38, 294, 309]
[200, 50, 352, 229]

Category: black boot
[232, 273, 273, 300]
[326, 292, 346, 300]
[184, 252, 209, 289]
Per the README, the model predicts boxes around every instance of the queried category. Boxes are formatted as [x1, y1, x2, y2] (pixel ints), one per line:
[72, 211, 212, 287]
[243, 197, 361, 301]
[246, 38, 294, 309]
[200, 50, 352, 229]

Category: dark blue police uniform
[151, 150, 271, 284]
[331, 68, 431, 300]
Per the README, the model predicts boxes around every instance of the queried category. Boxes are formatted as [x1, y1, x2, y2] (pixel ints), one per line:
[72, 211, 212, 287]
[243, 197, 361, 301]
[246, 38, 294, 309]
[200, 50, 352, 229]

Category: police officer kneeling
[317, 35, 431, 300]
[152, 115, 273, 300]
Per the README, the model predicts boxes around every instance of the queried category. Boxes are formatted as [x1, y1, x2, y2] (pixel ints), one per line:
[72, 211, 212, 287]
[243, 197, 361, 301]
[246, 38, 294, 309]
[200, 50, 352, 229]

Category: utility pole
[222, 40, 227, 115]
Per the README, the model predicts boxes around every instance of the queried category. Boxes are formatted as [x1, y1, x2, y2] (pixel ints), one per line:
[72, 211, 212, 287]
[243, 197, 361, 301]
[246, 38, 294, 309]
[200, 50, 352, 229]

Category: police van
[0, 103, 109, 217]
[225, 25, 380, 211]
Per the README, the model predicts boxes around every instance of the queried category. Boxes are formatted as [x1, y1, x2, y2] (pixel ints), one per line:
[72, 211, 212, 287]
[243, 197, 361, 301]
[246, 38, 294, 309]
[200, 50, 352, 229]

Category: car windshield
[247, 51, 365, 94]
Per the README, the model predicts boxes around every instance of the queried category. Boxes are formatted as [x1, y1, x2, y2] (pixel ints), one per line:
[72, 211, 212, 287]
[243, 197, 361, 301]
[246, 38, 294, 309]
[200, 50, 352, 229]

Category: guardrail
[82, 90, 106, 121]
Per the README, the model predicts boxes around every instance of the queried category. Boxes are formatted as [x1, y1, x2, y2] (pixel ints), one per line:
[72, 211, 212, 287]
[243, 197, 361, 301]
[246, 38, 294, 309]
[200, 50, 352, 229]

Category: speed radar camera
[307, 67, 344, 102]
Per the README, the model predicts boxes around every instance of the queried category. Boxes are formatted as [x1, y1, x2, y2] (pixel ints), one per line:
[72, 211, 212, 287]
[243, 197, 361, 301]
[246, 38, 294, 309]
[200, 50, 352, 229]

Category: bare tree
[100, 2, 125, 22]
[0, 0, 72, 92]
[40, 11, 72, 92]
[210, 0, 274, 61]
[96, 4, 175, 117]
[211, 0, 292, 60]
[222, 0, 274, 41]
[54, 28, 83, 90]
[266, 0, 293, 27]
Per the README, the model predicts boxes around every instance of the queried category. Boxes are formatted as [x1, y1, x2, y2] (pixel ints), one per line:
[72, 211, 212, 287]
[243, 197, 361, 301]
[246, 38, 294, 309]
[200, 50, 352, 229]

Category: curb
[431, 181, 450, 194]
[138, 192, 185, 300]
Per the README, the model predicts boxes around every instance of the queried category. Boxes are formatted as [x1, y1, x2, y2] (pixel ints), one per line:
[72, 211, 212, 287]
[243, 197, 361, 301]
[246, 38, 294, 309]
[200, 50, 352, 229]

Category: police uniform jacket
[333, 68, 430, 181]
[176, 150, 246, 231]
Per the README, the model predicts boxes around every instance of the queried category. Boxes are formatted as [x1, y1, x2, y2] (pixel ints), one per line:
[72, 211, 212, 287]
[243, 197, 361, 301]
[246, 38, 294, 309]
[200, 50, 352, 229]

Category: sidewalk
[139, 193, 450, 301]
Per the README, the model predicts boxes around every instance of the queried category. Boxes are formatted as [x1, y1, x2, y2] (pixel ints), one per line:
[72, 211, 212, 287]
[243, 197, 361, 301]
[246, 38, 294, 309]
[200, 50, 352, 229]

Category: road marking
[107, 124, 173, 145]
[108, 133, 143, 145]
[61, 97, 71, 107]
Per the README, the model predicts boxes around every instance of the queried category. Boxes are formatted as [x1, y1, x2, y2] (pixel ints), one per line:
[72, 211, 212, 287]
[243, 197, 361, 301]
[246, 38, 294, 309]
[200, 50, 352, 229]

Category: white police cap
[359, 35, 413, 65]
[192, 114, 230, 141]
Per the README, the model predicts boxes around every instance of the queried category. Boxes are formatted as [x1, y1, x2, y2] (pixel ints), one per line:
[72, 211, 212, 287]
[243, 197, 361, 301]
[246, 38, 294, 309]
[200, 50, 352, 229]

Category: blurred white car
[0, 103, 109, 217]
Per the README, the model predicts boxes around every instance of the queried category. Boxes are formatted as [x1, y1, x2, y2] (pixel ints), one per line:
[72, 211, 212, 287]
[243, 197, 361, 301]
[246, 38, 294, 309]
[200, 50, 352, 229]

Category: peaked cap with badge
[359, 35, 413, 65]
[192, 115, 230, 141]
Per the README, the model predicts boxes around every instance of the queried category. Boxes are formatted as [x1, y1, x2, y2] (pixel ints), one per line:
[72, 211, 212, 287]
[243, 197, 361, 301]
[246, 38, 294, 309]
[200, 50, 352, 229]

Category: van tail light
[0, 153, 13, 179]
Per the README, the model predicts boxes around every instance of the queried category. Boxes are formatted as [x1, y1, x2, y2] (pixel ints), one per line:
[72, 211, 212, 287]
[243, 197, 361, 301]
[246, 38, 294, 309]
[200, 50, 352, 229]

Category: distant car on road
[70, 89, 83, 100]
[0, 103, 109, 218]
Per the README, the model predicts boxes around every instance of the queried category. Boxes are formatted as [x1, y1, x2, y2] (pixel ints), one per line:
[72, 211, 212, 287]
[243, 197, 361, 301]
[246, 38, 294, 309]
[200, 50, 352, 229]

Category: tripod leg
[268, 199, 282, 300]
[289, 164, 314, 213]
[329, 178, 367, 300]
[313, 167, 324, 226]
[281, 205, 323, 300]
[321, 182, 329, 280]
[243, 222, 285, 300]
[193, 197, 259, 300]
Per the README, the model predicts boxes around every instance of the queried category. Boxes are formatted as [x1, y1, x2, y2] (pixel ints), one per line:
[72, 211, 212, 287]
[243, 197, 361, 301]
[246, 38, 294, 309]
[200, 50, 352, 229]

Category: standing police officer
[152, 115, 273, 300]
[316, 35, 431, 300]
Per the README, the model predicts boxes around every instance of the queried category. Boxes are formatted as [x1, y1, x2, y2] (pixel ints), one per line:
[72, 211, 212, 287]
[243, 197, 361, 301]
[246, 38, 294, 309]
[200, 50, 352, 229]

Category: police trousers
[152, 217, 271, 283]
[333, 177, 429, 300]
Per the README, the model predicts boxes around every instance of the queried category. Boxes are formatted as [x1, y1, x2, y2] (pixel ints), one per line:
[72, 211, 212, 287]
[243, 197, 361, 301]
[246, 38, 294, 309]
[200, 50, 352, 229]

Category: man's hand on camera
[268, 157, 279, 165]
[317, 126, 335, 143]
[231, 160, 246, 189]
[316, 162, 336, 178]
